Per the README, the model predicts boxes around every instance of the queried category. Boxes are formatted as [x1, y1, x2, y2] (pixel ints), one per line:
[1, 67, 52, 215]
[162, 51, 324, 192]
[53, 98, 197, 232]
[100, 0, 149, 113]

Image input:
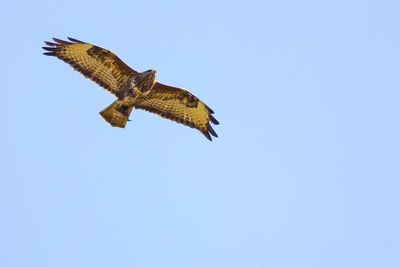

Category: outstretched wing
[133, 82, 219, 140]
[43, 37, 136, 96]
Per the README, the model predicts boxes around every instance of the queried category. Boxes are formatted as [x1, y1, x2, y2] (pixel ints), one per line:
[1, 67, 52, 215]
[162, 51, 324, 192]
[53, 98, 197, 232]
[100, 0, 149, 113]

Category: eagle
[43, 37, 219, 140]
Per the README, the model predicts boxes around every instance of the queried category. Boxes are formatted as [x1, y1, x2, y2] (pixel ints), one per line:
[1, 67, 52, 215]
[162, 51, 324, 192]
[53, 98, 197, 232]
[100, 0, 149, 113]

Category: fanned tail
[99, 100, 133, 128]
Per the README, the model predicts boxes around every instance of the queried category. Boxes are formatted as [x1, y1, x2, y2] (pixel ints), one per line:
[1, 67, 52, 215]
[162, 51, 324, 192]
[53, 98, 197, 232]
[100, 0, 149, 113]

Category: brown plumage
[43, 37, 219, 140]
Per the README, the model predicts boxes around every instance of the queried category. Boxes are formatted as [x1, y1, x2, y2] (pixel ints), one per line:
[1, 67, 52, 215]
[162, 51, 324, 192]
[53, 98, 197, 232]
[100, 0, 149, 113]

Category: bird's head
[142, 69, 156, 80]
[136, 69, 157, 93]
[146, 69, 157, 75]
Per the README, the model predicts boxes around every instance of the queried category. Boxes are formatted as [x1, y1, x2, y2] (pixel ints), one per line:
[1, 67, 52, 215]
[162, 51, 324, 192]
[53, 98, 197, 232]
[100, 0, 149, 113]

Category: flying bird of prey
[43, 37, 219, 140]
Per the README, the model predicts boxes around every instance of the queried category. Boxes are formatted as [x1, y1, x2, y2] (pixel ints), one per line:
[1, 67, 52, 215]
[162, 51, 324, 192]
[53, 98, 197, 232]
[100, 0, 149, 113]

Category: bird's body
[43, 37, 218, 140]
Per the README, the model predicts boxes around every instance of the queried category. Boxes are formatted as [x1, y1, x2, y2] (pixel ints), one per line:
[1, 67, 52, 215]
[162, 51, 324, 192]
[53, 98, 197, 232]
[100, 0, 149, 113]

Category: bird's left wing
[133, 82, 219, 140]
[43, 37, 137, 96]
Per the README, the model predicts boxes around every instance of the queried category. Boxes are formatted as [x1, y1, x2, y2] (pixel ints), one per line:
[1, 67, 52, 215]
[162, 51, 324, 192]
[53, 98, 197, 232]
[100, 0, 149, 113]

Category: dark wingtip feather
[43, 52, 55, 56]
[207, 124, 218, 138]
[52, 38, 72, 44]
[205, 105, 214, 114]
[42, 47, 56, 51]
[203, 131, 212, 141]
[44, 41, 57, 46]
[67, 37, 85, 43]
[209, 115, 219, 125]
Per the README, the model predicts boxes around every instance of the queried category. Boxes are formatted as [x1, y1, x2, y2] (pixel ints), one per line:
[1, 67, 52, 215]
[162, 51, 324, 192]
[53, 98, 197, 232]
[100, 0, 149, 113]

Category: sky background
[1, 0, 399, 266]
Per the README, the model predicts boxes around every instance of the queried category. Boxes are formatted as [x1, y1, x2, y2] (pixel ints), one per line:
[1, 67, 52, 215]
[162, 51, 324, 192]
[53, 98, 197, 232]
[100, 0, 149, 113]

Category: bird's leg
[116, 94, 139, 117]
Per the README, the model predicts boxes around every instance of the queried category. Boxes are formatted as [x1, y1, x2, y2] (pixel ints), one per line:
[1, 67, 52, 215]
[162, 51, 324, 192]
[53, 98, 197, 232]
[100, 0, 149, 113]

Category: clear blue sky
[1, 1, 399, 266]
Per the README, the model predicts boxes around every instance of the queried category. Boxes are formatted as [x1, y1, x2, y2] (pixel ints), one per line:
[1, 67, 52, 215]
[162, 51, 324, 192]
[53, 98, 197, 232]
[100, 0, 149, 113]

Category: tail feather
[99, 100, 133, 128]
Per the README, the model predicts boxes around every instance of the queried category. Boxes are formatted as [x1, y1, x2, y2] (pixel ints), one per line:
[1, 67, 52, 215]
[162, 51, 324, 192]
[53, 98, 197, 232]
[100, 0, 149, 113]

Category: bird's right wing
[43, 37, 137, 97]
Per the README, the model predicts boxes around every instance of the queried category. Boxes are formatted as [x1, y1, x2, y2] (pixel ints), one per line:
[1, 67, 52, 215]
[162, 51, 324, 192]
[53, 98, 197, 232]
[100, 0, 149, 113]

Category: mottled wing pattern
[43, 37, 137, 96]
[133, 82, 219, 140]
